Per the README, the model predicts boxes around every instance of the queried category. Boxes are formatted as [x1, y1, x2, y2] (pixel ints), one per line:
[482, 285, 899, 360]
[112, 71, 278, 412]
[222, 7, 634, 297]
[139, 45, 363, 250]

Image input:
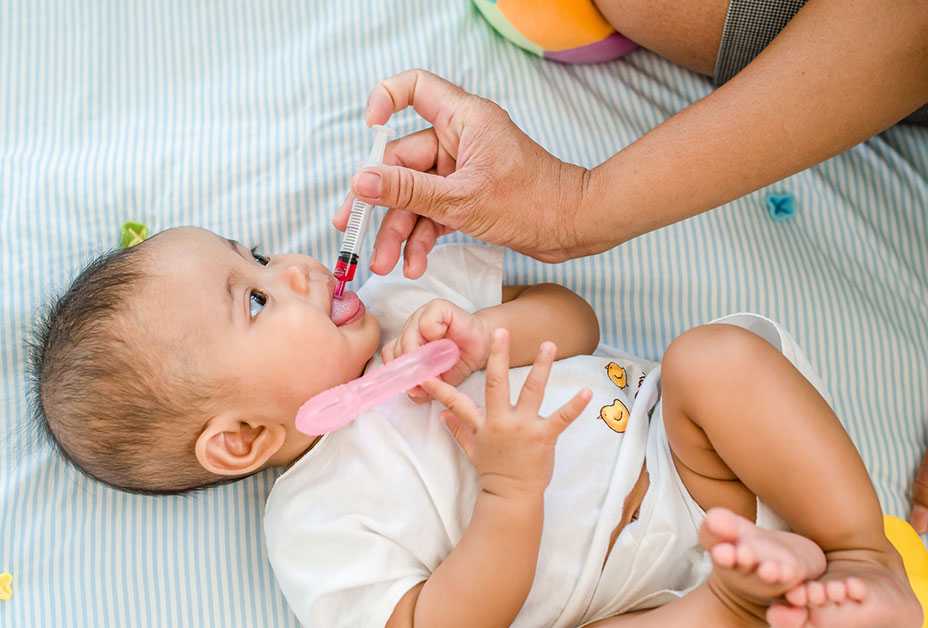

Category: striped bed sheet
[1, 1, 926, 626]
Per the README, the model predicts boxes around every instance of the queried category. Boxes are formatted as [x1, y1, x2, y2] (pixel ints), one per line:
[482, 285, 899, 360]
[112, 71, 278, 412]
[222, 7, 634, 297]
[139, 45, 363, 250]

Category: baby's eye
[250, 246, 270, 266]
[249, 290, 267, 318]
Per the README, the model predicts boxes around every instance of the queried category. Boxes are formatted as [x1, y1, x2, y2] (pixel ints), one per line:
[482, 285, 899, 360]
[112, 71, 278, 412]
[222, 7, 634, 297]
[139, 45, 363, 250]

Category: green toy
[120, 221, 149, 248]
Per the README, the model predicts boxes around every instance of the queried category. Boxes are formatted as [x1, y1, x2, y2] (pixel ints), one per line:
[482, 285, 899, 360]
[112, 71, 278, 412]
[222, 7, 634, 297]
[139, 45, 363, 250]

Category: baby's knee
[662, 324, 772, 392]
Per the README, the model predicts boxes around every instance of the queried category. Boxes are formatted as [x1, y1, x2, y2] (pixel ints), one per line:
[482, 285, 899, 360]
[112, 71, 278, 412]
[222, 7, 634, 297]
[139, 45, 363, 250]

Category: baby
[31, 226, 919, 627]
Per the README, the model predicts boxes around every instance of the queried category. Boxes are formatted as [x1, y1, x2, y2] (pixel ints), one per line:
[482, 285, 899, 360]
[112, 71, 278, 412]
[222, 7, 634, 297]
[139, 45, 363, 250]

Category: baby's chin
[349, 311, 381, 371]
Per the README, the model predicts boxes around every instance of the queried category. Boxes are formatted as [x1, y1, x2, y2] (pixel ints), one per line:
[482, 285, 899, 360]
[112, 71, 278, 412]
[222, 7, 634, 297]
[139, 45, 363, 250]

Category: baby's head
[30, 227, 381, 493]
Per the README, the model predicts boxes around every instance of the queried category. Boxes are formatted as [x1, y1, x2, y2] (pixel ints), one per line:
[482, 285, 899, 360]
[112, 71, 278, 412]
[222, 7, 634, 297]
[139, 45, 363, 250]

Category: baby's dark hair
[28, 241, 218, 494]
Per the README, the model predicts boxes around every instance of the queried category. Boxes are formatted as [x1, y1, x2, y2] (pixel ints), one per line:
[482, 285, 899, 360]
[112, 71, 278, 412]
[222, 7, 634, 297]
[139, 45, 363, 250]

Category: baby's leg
[585, 513, 827, 627]
[660, 324, 921, 627]
[592, 0, 728, 76]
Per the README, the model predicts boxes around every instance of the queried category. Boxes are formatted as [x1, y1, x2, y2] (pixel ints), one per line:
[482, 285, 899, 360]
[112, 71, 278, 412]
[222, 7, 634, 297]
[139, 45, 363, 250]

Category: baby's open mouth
[330, 290, 364, 326]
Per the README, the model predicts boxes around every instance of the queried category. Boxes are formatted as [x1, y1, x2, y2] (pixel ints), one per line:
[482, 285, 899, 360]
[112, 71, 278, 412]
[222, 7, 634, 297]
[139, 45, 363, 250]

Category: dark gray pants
[714, 0, 927, 125]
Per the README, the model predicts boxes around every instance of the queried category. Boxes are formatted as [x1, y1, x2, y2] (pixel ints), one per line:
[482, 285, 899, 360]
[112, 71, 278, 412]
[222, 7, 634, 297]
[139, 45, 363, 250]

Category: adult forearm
[574, 0, 928, 255]
[414, 492, 544, 627]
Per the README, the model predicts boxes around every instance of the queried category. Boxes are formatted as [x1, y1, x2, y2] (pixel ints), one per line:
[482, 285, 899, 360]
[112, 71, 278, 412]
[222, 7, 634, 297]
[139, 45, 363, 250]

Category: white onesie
[264, 244, 825, 627]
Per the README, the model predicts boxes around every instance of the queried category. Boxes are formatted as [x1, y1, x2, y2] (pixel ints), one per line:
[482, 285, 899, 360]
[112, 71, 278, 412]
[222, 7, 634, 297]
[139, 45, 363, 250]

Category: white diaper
[581, 313, 826, 623]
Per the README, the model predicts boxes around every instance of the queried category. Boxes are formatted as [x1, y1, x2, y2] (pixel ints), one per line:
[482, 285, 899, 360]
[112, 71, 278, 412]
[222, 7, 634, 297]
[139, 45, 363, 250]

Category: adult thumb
[352, 165, 453, 219]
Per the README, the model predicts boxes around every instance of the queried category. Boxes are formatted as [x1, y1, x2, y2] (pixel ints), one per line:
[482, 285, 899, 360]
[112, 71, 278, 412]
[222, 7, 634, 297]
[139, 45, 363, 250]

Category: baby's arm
[386, 480, 544, 628]
[483, 283, 599, 365]
[386, 331, 591, 628]
[382, 283, 598, 401]
[384, 283, 598, 385]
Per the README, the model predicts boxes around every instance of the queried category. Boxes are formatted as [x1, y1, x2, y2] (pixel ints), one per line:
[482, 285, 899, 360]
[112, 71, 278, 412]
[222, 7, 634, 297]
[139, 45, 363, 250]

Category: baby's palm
[424, 329, 591, 498]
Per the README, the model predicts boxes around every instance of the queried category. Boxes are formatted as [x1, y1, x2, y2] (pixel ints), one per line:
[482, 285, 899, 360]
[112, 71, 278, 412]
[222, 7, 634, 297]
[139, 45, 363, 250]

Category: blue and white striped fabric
[1, 1, 925, 626]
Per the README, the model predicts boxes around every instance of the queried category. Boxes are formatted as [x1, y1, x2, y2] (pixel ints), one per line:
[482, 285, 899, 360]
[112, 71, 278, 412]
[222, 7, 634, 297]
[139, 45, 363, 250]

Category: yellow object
[599, 399, 630, 433]
[606, 362, 627, 389]
[0, 571, 12, 601]
[884, 515, 928, 628]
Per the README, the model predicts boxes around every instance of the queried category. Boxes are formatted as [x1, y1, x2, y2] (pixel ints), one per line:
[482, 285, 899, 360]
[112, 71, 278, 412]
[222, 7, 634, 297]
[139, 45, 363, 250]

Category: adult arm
[336, 0, 928, 274]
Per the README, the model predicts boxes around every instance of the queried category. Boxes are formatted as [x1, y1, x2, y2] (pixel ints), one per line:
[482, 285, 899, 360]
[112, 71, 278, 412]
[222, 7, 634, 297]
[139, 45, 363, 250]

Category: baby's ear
[194, 414, 286, 477]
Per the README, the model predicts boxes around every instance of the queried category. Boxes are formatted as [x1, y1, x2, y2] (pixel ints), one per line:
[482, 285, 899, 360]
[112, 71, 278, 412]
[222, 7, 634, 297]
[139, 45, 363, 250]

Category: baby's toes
[845, 576, 868, 602]
[757, 558, 794, 584]
[785, 580, 829, 607]
[710, 542, 738, 568]
[703, 507, 746, 543]
[785, 582, 808, 607]
[805, 580, 828, 606]
[825, 579, 848, 603]
[734, 541, 759, 573]
[767, 602, 808, 628]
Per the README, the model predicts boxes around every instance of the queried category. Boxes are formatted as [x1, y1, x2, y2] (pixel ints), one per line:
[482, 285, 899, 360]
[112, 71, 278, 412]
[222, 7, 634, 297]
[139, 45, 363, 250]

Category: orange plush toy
[473, 0, 637, 64]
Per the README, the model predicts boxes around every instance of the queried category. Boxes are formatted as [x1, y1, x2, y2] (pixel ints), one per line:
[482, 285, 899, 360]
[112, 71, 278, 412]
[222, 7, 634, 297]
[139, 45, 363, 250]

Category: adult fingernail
[354, 170, 382, 198]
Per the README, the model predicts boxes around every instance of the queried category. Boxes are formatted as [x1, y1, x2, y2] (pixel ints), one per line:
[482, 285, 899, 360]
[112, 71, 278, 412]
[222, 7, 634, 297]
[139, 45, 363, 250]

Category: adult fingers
[911, 448, 928, 533]
[369, 208, 418, 275]
[351, 163, 464, 224]
[403, 217, 441, 279]
[383, 127, 442, 172]
[516, 342, 556, 415]
[365, 69, 469, 132]
[332, 128, 440, 232]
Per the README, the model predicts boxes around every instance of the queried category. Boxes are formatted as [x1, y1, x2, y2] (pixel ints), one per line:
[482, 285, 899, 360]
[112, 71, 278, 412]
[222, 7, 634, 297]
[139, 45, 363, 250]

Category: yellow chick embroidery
[0, 572, 12, 601]
[600, 399, 630, 433]
[606, 362, 627, 389]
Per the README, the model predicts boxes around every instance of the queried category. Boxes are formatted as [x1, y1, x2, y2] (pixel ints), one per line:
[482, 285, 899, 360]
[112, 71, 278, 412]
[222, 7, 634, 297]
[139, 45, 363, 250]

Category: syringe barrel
[339, 198, 373, 258]
[332, 124, 395, 287]
[365, 125, 394, 165]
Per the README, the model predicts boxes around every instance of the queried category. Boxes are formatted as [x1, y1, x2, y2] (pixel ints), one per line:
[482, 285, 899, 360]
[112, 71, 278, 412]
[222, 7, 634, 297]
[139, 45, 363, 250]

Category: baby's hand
[382, 299, 491, 402]
[423, 329, 591, 499]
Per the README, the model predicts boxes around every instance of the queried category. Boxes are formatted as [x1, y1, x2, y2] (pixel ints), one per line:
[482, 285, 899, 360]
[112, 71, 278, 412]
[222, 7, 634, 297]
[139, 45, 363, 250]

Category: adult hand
[910, 449, 928, 533]
[332, 70, 591, 278]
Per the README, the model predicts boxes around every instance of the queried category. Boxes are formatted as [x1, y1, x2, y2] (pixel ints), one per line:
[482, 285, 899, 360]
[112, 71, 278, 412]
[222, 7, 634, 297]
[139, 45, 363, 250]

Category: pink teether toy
[295, 339, 461, 435]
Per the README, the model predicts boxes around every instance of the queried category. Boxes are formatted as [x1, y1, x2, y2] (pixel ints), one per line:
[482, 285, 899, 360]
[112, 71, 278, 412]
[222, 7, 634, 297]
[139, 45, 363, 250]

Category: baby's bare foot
[768, 554, 922, 628]
[698, 507, 827, 614]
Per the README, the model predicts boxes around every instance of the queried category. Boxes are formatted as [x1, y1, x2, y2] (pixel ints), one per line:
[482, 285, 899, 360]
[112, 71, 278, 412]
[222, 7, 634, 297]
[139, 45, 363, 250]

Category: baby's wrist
[470, 312, 494, 370]
[479, 474, 547, 503]
[477, 485, 545, 534]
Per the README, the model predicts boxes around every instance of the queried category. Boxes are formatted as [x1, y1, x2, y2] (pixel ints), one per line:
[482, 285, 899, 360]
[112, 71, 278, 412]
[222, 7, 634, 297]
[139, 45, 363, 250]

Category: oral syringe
[333, 124, 395, 298]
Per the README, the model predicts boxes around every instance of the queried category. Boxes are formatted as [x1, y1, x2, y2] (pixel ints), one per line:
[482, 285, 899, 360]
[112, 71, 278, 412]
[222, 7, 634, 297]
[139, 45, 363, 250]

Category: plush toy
[473, 0, 637, 64]
[885, 516, 928, 628]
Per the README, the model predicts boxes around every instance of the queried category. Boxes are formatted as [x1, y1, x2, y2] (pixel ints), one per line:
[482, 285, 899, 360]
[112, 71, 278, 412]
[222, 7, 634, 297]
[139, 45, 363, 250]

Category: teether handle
[295, 339, 461, 435]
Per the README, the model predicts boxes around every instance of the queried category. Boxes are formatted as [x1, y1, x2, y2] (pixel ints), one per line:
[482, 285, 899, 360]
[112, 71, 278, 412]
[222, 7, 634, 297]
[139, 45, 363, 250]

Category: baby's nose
[284, 265, 310, 295]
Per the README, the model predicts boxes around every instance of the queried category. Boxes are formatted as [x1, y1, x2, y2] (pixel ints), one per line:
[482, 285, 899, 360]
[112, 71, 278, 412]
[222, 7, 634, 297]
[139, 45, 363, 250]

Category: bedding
[1, 1, 926, 625]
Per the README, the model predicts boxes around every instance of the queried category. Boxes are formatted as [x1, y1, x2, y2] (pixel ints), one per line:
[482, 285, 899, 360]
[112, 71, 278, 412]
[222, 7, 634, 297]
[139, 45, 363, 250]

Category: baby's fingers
[484, 329, 512, 417]
[516, 341, 556, 415]
[546, 388, 592, 438]
[381, 339, 398, 364]
[441, 410, 476, 458]
[421, 378, 483, 429]
[398, 330, 434, 402]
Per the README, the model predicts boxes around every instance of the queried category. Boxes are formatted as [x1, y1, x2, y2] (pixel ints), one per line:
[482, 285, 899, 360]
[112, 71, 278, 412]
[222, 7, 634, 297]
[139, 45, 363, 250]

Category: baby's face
[140, 227, 380, 454]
